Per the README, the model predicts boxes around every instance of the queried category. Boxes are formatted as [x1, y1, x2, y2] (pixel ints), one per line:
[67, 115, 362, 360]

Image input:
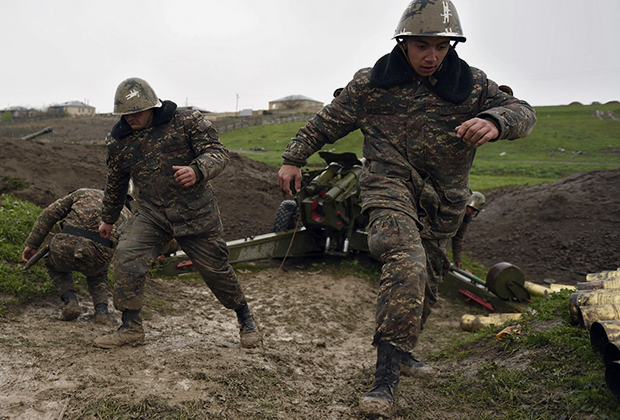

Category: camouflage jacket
[25, 188, 131, 267]
[283, 46, 537, 239]
[101, 101, 228, 237]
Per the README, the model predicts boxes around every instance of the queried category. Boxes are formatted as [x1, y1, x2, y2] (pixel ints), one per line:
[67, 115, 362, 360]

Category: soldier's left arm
[475, 79, 538, 142]
[183, 110, 229, 183]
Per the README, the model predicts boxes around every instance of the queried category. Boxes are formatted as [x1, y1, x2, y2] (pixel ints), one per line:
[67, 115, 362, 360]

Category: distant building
[268, 95, 323, 114]
[47, 101, 96, 117]
[0, 106, 38, 119]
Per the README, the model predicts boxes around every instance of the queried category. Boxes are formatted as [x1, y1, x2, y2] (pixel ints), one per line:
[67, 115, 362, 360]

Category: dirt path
[0, 263, 473, 420]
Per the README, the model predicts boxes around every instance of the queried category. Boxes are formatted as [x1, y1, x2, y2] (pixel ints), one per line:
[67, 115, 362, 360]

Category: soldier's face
[403, 37, 451, 77]
[124, 109, 153, 131]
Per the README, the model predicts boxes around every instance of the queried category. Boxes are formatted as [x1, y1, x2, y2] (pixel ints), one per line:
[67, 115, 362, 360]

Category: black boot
[93, 309, 144, 348]
[399, 350, 436, 378]
[235, 300, 260, 348]
[94, 303, 117, 325]
[60, 290, 81, 321]
[359, 342, 401, 417]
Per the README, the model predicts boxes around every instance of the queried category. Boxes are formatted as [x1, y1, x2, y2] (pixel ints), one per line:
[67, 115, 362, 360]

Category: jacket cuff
[190, 163, 204, 182]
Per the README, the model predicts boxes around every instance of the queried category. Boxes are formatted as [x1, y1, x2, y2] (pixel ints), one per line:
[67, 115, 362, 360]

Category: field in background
[220, 103, 620, 192]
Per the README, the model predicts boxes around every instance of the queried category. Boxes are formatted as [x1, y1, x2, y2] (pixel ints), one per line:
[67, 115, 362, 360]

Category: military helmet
[113, 77, 162, 115]
[394, 0, 466, 42]
[467, 191, 486, 211]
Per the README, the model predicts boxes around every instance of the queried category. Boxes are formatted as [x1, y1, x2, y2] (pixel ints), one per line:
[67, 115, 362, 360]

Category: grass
[429, 289, 619, 419]
[220, 103, 620, 191]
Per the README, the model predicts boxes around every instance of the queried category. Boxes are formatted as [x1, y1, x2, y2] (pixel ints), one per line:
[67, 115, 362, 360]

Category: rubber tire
[272, 200, 298, 232]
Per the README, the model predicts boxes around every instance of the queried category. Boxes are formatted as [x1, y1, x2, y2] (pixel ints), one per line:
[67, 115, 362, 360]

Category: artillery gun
[153, 151, 530, 312]
[153, 151, 370, 276]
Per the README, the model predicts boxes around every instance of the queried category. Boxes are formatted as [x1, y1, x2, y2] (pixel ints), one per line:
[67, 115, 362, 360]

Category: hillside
[1, 114, 620, 419]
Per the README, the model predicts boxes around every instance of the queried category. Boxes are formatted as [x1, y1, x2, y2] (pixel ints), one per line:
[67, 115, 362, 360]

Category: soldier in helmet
[277, 0, 536, 415]
[451, 191, 485, 269]
[22, 188, 131, 323]
[94, 77, 260, 349]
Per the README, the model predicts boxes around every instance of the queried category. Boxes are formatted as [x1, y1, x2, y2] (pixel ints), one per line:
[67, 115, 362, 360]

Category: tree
[1, 110, 13, 122]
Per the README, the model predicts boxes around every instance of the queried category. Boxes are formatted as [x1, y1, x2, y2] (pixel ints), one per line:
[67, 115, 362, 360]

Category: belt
[61, 225, 113, 248]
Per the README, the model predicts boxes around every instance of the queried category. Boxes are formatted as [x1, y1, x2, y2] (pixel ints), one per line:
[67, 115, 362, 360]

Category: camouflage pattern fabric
[368, 208, 449, 352]
[112, 212, 244, 311]
[281, 46, 536, 353]
[283, 60, 536, 240]
[101, 101, 245, 312]
[24, 188, 131, 304]
[101, 101, 229, 237]
[450, 213, 471, 265]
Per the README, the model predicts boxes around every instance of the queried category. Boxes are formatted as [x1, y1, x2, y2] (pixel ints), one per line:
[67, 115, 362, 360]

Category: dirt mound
[0, 137, 287, 241]
[464, 168, 620, 284]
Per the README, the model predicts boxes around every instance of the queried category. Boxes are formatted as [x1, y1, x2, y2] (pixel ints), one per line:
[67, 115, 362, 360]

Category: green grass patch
[220, 104, 620, 191]
[431, 289, 619, 419]
[0, 195, 56, 315]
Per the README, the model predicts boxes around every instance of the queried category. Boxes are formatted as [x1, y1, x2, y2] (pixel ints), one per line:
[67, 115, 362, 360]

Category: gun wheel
[272, 200, 298, 232]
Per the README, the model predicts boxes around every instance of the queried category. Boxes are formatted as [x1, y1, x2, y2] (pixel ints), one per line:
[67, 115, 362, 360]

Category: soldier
[277, 0, 537, 416]
[94, 77, 259, 349]
[22, 188, 131, 323]
[451, 191, 486, 269]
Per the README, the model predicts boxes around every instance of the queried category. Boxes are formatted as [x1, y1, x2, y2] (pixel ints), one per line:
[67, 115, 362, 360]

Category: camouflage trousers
[367, 208, 450, 353]
[112, 211, 245, 312]
[44, 235, 112, 306]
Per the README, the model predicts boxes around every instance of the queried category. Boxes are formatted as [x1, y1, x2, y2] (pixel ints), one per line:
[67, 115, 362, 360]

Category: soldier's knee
[368, 210, 420, 258]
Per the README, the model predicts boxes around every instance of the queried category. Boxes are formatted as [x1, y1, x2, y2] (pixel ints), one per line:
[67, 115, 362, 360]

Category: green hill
[220, 103, 620, 192]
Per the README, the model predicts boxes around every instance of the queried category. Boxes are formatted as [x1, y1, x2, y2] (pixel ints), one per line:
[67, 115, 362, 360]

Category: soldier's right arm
[101, 141, 131, 225]
[25, 193, 75, 248]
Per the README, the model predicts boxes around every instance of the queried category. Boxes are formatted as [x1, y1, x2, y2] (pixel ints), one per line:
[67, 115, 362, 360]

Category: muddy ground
[0, 117, 619, 419]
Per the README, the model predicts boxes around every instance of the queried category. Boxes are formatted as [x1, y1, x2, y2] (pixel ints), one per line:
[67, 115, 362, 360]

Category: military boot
[93, 309, 144, 349]
[235, 300, 260, 348]
[93, 303, 117, 325]
[359, 342, 401, 417]
[60, 290, 81, 321]
[399, 351, 436, 378]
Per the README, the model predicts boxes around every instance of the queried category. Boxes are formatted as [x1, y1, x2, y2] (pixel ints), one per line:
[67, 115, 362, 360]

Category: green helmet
[394, 0, 466, 42]
[113, 77, 162, 115]
[467, 191, 486, 211]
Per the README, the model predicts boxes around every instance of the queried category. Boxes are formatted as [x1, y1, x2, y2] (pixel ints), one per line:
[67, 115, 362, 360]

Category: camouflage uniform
[101, 100, 246, 313]
[25, 188, 130, 306]
[283, 46, 537, 353]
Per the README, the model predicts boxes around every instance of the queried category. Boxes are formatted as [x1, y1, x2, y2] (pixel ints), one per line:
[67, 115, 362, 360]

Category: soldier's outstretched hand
[173, 165, 197, 188]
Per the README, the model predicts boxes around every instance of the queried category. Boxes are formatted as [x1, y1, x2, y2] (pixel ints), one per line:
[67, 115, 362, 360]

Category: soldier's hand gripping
[456, 117, 499, 148]
[278, 164, 302, 197]
[173, 165, 197, 188]
[22, 246, 37, 262]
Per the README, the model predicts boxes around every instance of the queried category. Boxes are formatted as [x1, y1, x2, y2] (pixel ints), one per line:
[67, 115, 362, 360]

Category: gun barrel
[21, 126, 53, 141]
[323, 166, 362, 203]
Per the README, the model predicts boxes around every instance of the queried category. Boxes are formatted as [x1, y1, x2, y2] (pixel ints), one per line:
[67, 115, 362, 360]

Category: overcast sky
[1, 0, 619, 114]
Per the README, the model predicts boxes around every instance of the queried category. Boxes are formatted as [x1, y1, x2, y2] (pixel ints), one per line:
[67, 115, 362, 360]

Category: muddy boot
[94, 303, 117, 325]
[359, 342, 401, 417]
[93, 309, 144, 349]
[235, 300, 260, 348]
[60, 291, 81, 321]
[399, 351, 436, 378]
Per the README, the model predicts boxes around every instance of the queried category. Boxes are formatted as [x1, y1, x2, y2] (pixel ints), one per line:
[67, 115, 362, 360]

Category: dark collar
[110, 100, 178, 138]
[369, 45, 474, 104]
